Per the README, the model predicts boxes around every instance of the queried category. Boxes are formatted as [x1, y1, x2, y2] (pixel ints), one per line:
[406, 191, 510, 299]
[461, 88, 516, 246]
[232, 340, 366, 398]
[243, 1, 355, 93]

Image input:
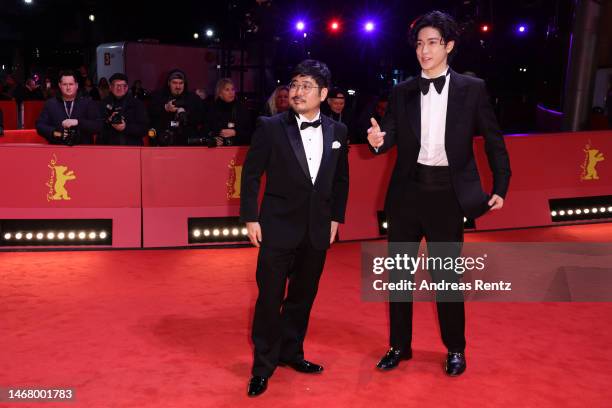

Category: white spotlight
[78, 232, 86, 240]
[89, 232, 97, 240]
[89, 14, 95, 22]
[567, 210, 573, 215]
[222, 229, 230, 236]
[559, 210, 565, 216]
[232, 228, 239, 236]
[36, 232, 44, 240]
[58, 232, 66, 240]
[576, 209, 582, 215]
[15, 232, 23, 240]
[193, 32, 199, 39]
[3, 233, 10, 240]
[99, 231, 107, 239]
[241, 228, 248, 236]
[584, 209, 590, 214]
[68, 232, 76, 240]
[193, 229, 202, 238]
[213, 229, 220, 236]
[382, 222, 388, 229]
[600, 207, 606, 213]
[206, 29, 214, 37]
[204, 229, 211, 237]
[47, 232, 55, 240]
[551, 211, 557, 217]
[592, 208, 598, 214]
[26, 233, 33, 240]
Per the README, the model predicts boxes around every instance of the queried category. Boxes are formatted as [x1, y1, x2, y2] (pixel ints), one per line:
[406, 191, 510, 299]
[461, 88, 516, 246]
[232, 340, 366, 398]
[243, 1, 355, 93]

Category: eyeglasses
[415, 38, 446, 50]
[289, 82, 320, 93]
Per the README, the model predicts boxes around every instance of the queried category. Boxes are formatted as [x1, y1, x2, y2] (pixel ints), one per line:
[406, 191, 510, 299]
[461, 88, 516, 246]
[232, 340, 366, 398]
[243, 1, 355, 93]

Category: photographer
[203, 78, 253, 146]
[36, 70, 101, 145]
[148, 69, 203, 146]
[98, 73, 148, 146]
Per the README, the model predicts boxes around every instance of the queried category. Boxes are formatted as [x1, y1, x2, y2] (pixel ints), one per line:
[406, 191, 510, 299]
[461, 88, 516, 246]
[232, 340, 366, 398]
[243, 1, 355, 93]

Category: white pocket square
[332, 141, 342, 149]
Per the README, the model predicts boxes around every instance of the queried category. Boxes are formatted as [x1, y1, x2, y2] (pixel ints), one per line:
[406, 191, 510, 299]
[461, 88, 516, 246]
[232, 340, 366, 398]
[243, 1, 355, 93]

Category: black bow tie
[419, 74, 447, 95]
[300, 119, 321, 130]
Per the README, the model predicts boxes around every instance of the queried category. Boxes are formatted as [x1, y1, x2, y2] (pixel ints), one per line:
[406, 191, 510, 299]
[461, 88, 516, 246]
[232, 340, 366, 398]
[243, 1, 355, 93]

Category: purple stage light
[517, 24, 527, 34]
[364, 21, 375, 32]
[296, 21, 305, 31]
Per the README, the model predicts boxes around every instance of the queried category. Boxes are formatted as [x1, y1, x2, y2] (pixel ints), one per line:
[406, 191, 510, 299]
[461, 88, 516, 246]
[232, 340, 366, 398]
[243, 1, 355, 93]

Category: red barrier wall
[0, 129, 48, 144]
[0, 101, 18, 130]
[22, 100, 46, 130]
[0, 145, 142, 248]
[1, 131, 610, 249]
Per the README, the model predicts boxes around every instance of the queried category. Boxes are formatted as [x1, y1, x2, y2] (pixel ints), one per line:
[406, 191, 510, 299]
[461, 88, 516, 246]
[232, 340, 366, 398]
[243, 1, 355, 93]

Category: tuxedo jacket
[374, 69, 511, 220]
[240, 110, 349, 250]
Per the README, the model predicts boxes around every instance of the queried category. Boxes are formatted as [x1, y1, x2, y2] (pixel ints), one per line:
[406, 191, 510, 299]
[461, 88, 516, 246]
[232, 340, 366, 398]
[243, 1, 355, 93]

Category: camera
[188, 135, 218, 147]
[170, 99, 188, 125]
[53, 127, 79, 146]
[105, 104, 125, 125]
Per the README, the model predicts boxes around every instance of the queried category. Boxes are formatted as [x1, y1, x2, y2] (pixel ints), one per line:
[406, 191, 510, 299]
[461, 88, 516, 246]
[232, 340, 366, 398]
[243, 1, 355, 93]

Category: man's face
[110, 80, 129, 98]
[415, 26, 454, 74]
[26, 79, 36, 90]
[327, 95, 345, 114]
[275, 89, 289, 111]
[169, 79, 185, 96]
[59, 76, 78, 99]
[375, 100, 388, 118]
[219, 83, 236, 103]
[289, 75, 327, 116]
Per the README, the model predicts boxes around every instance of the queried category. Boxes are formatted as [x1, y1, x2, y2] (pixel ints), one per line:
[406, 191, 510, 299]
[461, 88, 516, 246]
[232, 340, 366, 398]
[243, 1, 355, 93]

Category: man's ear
[445, 40, 455, 55]
[320, 87, 328, 102]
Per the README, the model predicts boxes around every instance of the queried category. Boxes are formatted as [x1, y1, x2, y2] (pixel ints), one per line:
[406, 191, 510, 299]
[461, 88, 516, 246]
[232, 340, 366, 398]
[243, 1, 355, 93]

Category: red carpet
[1, 224, 612, 407]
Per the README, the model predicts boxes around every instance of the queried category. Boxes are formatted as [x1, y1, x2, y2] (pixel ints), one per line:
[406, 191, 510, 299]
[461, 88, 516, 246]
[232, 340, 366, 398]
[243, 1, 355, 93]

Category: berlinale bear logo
[46, 154, 77, 201]
[580, 141, 605, 181]
[226, 157, 242, 200]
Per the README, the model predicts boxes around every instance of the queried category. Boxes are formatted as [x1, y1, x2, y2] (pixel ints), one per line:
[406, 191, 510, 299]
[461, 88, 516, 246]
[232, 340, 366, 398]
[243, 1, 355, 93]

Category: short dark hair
[58, 70, 77, 83]
[291, 59, 331, 90]
[409, 11, 460, 59]
[109, 72, 129, 84]
[328, 87, 345, 99]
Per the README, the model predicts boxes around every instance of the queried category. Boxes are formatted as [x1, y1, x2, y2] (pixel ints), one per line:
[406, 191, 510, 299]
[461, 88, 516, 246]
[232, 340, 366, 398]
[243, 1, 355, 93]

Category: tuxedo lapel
[314, 115, 335, 186]
[282, 111, 311, 182]
[445, 69, 468, 143]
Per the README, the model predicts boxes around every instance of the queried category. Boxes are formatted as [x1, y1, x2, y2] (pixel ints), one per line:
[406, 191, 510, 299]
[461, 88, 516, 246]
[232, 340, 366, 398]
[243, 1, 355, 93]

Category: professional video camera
[52, 127, 79, 146]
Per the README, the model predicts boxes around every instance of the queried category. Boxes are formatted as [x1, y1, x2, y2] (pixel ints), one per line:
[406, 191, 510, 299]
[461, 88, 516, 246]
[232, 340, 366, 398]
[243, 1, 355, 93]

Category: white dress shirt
[418, 67, 450, 166]
[296, 112, 324, 184]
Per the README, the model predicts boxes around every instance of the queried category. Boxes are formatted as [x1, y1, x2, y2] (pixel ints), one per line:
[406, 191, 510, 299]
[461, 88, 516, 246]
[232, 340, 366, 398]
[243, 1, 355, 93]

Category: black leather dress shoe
[376, 347, 412, 370]
[247, 376, 268, 397]
[445, 352, 466, 376]
[279, 359, 324, 374]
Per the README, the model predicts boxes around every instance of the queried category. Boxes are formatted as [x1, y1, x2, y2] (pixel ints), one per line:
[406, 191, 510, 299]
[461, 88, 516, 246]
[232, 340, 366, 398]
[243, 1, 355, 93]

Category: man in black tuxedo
[367, 11, 511, 376]
[240, 59, 349, 396]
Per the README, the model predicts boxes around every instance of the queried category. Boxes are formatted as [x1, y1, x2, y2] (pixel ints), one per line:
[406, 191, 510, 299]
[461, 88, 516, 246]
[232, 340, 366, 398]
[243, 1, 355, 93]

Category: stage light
[559, 210, 565, 216]
[24, 0, 33, 4]
[242, 228, 248, 236]
[584, 209, 590, 214]
[303, 32, 308, 38]
[15, 232, 23, 240]
[608, 206, 612, 212]
[364, 21, 375, 32]
[296, 21, 305, 31]
[99, 231, 107, 239]
[193, 32, 199, 39]
[36, 232, 44, 240]
[88, 14, 95, 22]
[329, 20, 340, 32]
[576, 209, 582, 215]
[222, 229, 230, 236]
[193, 229, 201, 238]
[3, 233, 10, 240]
[26, 233, 33, 240]
[58, 232, 65, 240]
[213, 229, 220, 237]
[206, 29, 214, 38]
[551, 211, 557, 217]
[89, 232, 97, 240]
[78, 232, 86, 240]
[592, 208, 598, 213]
[481, 24, 490, 33]
[232, 228, 239, 236]
[347, 89, 356, 96]
[600, 207, 606, 213]
[68, 232, 76, 240]
[382, 221, 388, 229]
[204, 229, 211, 237]
[567, 210, 574, 215]
[517, 24, 527, 34]
[47, 232, 55, 240]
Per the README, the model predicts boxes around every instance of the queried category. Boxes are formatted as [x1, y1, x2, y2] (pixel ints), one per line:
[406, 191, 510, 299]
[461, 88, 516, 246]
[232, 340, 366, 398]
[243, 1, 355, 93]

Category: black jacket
[98, 94, 149, 146]
[203, 99, 253, 146]
[35, 96, 101, 144]
[374, 69, 511, 220]
[240, 111, 350, 250]
[149, 89, 203, 146]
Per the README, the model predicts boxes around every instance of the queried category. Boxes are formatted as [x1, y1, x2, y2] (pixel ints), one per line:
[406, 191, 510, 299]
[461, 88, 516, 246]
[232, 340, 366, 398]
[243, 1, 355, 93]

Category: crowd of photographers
[0, 68, 388, 145]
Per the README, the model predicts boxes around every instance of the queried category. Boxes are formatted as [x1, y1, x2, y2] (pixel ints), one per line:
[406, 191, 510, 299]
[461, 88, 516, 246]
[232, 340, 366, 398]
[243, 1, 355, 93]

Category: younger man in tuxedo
[367, 11, 511, 376]
[240, 60, 349, 396]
